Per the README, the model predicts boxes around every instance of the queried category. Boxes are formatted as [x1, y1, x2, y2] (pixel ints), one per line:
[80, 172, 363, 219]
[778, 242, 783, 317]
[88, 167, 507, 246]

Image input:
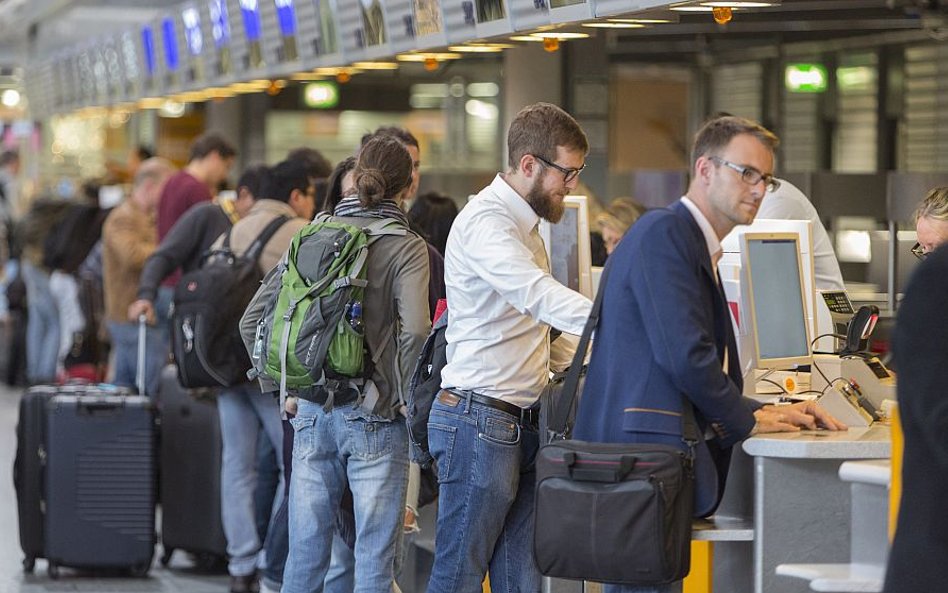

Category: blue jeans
[106, 321, 166, 396]
[21, 261, 59, 383]
[219, 383, 285, 577]
[425, 395, 541, 593]
[283, 399, 409, 593]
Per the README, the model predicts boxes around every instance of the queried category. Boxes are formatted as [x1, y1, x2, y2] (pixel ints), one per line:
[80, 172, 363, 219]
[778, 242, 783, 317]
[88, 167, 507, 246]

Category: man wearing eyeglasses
[912, 186, 948, 260]
[426, 103, 593, 593]
[574, 116, 844, 593]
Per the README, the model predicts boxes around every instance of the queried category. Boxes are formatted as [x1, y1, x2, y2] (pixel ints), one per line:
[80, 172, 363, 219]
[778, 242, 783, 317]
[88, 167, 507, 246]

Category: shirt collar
[680, 196, 722, 267]
[250, 198, 298, 218]
[490, 174, 539, 234]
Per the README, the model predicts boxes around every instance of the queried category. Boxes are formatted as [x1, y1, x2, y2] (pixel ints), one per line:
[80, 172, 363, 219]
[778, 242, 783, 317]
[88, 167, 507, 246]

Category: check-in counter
[712, 426, 891, 593]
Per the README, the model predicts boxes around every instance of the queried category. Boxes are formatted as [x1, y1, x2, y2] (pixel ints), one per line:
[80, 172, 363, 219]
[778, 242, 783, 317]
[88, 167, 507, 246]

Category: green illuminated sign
[303, 81, 339, 109]
[785, 63, 828, 93]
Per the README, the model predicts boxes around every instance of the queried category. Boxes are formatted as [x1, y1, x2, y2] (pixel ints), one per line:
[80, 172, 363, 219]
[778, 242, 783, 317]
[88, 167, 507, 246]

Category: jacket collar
[248, 199, 297, 218]
[671, 200, 715, 280]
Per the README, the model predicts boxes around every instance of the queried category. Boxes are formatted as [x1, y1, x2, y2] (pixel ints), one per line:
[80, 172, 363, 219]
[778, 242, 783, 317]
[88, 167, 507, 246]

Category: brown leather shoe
[230, 573, 260, 593]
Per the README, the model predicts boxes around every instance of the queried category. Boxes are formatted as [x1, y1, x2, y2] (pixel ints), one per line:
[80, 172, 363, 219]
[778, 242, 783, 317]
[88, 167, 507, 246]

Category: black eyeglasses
[708, 156, 781, 193]
[911, 242, 928, 260]
[532, 154, 585, 184]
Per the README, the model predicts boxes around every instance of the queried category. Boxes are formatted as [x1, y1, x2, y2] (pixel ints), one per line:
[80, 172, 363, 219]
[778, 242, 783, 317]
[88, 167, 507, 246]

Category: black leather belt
[439, 389, 539, 428]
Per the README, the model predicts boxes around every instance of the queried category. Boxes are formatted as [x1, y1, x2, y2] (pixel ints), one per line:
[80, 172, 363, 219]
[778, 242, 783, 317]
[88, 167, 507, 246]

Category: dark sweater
[136, 202, 232, 302]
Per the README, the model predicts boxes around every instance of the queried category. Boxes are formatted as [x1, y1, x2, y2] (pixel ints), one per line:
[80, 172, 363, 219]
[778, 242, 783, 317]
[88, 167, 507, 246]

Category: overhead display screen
[275, 0, 297, 35]
[209, 0, 230, 47]
[477, 0, 506, 22]
[360, 0, 387, 46]
[162, 17, 180, 71]
[182, 7, 204, 56]
[415, 0, 443, 35]
[240, 0, 262, 41]
[274, 0, 299, 61]
[239, 0, 264, 67]
[311, 0, 337, 55]
[142, 26, 157, 76]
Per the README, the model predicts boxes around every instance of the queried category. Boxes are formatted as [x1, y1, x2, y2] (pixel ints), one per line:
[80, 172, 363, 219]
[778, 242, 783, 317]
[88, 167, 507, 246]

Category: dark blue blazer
[573, 200, 759, 516]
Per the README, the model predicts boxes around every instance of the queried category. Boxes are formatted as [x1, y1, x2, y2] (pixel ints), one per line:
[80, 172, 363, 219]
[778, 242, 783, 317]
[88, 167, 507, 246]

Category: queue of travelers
[5, 103, 948, 593]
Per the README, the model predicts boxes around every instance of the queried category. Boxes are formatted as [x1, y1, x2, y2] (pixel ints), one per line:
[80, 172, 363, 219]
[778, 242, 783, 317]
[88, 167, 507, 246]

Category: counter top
[742, 424, 891, 459]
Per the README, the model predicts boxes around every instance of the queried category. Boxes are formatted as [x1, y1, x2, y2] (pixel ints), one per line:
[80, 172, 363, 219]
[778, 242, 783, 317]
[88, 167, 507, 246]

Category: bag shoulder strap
[547, 262, 700, 454]
[244, 216, 290, 263]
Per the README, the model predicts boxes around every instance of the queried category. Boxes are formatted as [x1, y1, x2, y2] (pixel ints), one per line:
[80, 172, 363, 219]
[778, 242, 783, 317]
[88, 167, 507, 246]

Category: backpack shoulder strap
[245, 216, 290, 262]
[364, 217, 408, 242]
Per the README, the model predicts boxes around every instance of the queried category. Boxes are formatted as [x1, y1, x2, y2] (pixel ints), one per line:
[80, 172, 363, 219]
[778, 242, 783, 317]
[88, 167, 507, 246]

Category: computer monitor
[538, 195, 594, 299]
[741, 232, 812, 370]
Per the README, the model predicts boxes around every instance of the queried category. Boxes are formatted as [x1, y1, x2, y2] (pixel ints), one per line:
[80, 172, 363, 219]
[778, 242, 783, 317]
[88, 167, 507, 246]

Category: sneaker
[230, 573, 260, 593]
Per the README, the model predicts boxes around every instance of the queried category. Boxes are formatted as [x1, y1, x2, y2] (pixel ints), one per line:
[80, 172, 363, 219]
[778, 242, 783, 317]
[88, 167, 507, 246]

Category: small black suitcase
[13, 387, 52, 572]
[44, 393, 156, 577]
[14, 383, 137, 574]
[157, 365, 228, 567]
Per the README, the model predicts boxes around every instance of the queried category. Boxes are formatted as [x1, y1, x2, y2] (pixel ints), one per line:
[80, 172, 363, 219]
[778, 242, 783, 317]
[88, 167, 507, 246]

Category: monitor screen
[743, 233, 811, 368]
[539, 195, 593, 299]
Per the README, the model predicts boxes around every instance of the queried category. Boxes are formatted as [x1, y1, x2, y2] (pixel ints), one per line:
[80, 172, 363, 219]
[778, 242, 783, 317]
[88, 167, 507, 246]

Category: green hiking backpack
[241, 213, 406, 411]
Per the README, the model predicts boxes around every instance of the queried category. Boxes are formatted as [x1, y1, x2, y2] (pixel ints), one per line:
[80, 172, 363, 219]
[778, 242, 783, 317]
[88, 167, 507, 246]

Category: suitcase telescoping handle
[136, 314, 147, 396]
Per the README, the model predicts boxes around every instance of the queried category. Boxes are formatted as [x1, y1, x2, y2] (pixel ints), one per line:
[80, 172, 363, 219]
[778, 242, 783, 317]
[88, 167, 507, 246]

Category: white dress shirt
[680, 196, 728, 372]
[757, 179, 845, 291]
[681, 196, 723, 270]
[441, 174, 593, 407]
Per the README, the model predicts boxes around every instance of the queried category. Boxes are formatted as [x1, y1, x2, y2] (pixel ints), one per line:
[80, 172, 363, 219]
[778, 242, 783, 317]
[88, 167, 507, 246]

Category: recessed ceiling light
[529, 32, 590, 39]
[448, 45, 506, 53]
[582, 22, 646, 28]
[610, 18, 673, 23]
[352, 61, 400, 70]
[702, 1, 774, 6]
[396, 53, 463, 62]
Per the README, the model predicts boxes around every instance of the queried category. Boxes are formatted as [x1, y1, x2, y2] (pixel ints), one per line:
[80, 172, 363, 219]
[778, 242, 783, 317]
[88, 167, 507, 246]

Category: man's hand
[128, 299, 155, 324]
[753, 401, 848, 434]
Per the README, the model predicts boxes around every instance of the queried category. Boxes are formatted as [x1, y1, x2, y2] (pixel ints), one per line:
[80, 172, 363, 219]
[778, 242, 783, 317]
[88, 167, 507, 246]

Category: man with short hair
[211, 158, 315, 593]
[102, 158, 175, 394]
[426, 103, 593, 593]
[158, 132, 237, 240]
[573, 116, 845, 593]
[913, 186, 948, 258]
[129, 164, 269, 324]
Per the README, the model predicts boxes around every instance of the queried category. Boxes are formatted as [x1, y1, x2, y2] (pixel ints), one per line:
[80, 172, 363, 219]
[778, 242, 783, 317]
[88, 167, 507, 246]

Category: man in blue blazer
[574, 116, 845, 592]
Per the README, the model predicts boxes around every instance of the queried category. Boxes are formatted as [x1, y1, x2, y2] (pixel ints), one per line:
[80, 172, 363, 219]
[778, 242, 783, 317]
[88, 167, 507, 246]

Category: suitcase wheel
[129, 561, 151, 578]
[47, 562, 59, 579]
[21, 557, 34, 573]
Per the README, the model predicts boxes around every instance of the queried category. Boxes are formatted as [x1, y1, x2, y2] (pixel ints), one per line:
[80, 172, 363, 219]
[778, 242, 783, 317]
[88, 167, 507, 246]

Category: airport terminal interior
[0, 0, 947, 592]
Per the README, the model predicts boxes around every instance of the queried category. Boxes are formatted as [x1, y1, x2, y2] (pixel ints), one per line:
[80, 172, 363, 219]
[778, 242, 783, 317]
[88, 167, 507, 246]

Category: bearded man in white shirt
[425, 103, 594, 593]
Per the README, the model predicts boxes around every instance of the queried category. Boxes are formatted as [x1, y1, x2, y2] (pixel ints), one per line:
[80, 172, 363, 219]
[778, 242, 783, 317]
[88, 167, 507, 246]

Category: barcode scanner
[840, 305, 880, 357]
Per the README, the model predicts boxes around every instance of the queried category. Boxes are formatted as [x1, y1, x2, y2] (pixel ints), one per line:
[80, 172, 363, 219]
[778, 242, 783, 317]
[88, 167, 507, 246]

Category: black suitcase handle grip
[77, 399, 124, 415]
[563, 451, 636, 483]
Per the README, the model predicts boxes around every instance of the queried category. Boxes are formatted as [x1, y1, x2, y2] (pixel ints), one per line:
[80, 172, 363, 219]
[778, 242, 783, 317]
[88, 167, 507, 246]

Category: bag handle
[545, 263, 701, 452]
[546, 263, 611, 439]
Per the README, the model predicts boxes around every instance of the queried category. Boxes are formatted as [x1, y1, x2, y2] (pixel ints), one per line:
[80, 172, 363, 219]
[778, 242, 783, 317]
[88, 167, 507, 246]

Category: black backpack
[406, 301, 448, 470]
[172, 216, 288, 389]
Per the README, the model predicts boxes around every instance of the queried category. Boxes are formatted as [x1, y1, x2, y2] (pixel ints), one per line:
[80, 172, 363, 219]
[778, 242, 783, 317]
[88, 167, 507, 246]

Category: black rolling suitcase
[44, 393, 157, 577]
[13, 387, 52, 572]
[157, 365, 228, 568]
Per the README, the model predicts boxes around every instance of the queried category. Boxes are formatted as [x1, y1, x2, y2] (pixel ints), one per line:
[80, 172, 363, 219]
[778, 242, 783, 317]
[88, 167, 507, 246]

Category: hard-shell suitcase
[157, 365, 228, 567]
[13, 387, 52, 572]
[44, 393, 157, 577]
[13, 383, 143, 575]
